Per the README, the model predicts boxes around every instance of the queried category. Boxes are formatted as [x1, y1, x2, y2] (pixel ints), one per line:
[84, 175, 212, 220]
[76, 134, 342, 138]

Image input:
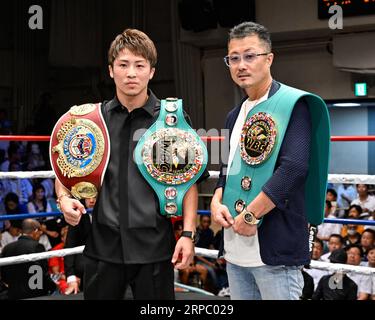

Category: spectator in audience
[0, 161, 33, 206]
[64, 198, 95, 295]
[312, 249, 357, 300]
[1, 219, 22, 249]
[195, 215, 219, 292]
[1, 192, 27, 231]
[368, 247, 375, 300]
[341, 205, 364, 246]
[343, 225, 362, 247]
[27, 184, 52, 214]
[360, 229, 375, 261]
[336, 184, 357, 218]
[346, 244, 372, 300]
[0, 143, 21, 172]
[49, 225, 69, 294]
[0, 219, 57, 299]
[26, 143, 46, 171]
[316, 200, 342, 242]
[362, 246, 375, 267]
[351, 184, 375, 219]
[312, 239, 324, 261]
[196, 215, 215, 249]
[27, 184, 60, 249]
[304, 239, 329, 289]
[326, 189, 338, 216]
[321, 234, 344, 261]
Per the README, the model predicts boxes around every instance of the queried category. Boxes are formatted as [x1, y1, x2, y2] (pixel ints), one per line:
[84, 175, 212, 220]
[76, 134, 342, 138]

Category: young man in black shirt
[55, 29, 203, 299]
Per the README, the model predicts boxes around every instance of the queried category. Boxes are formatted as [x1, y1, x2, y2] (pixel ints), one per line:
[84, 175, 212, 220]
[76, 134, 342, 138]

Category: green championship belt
[135, 98, 208, 217]
[223, 83, 330, 226]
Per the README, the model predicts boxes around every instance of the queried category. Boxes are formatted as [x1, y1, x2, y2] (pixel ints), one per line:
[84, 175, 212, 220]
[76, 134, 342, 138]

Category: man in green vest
[210, 22, 330, 300]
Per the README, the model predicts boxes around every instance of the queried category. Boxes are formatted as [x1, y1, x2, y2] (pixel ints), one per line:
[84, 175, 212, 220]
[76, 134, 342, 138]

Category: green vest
[223, 83, 330, 225]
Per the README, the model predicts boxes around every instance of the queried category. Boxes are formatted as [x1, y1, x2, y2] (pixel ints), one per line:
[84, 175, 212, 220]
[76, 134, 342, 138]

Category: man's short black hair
[363, 228, 375, 239]
[329, 233, 344, 244]
[228, 22, 272, 51]
[345, 244, 364, 257]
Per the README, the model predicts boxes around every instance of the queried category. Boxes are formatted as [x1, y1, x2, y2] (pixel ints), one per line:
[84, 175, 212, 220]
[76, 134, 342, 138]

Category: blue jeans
[226, 262, 304, 300]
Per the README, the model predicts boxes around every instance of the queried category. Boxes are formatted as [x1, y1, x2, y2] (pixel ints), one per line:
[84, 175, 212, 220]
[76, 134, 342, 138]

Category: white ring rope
[1, 170, 375, 185]
[1, 246, 374, 276]
[0, 171, 56, 179]
[0, 246, 85, 267]
[310, 260, 375, 276]
[0, 246, 215, 267]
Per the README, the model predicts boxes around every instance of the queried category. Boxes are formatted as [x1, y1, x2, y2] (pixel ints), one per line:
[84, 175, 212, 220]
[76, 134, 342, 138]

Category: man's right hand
[210, 188, 234, 228]
[60, 197, 86, 226]
[211, 202, 234, 228]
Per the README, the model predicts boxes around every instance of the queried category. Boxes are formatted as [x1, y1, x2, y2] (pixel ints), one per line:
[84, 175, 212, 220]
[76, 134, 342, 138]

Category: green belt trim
[223, 83, 330, 225]
[135, 99, 208, 217]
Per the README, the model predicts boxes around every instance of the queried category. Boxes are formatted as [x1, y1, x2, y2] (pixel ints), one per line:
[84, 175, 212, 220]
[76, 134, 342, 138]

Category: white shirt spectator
[347, 272, 372, 297]
[0, 230, 20, 248]
[317, 214, 342, 240]
[39, 234, 52, 251]
[351, 195, 375, 215]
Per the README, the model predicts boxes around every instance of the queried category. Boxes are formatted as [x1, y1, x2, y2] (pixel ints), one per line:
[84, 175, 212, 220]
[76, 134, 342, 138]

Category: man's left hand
[171, 237, 195, 270]
[232, 213, 257, 237]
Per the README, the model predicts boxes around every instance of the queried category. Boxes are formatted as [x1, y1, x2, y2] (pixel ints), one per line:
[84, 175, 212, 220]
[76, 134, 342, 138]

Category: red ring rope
[1, 135, 375, 142]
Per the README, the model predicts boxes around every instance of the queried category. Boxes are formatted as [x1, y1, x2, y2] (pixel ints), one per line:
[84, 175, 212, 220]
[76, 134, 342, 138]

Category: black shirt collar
[107, 90, 159, 117]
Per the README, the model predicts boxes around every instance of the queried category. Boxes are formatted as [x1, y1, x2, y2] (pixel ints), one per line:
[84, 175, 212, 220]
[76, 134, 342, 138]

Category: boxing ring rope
[4, 170, 375, 185]
[2, 135, 375, 142]
[1, 134, 375, 289]
[1, 241, 374, 277]
[1, 210, 375, 227]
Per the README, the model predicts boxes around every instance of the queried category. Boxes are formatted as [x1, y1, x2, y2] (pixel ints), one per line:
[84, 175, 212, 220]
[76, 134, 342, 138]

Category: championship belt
[49, 103, 110, 200]
[223, 84, 330, 226]
[135, 98, 208, 217]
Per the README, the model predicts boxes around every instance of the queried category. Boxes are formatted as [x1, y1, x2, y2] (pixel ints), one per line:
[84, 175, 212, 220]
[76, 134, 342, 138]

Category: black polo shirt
[84, 91, 208, 264]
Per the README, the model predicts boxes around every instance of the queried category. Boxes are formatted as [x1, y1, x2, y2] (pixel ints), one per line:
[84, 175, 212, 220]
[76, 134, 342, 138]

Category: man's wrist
[242, 209, 260, 225]
[180, 230, 198, 244]
[56, 193, 72, 211]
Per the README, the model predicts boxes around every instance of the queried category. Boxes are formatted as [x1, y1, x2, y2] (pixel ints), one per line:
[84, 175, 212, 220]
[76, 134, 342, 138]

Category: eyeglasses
[224, 52, 270, 67]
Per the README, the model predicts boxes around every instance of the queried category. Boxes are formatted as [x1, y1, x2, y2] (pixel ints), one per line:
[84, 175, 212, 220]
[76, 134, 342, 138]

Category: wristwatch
[242, 209, 260, 225]
[181, 230, 198, 244]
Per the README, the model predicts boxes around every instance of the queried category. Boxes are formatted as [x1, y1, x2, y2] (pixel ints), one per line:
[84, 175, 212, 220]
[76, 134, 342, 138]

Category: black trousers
[83, 256, 175, 300]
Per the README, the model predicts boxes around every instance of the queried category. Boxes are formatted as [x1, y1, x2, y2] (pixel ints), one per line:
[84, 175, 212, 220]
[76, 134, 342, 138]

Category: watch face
[244, 212, 254, 224]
